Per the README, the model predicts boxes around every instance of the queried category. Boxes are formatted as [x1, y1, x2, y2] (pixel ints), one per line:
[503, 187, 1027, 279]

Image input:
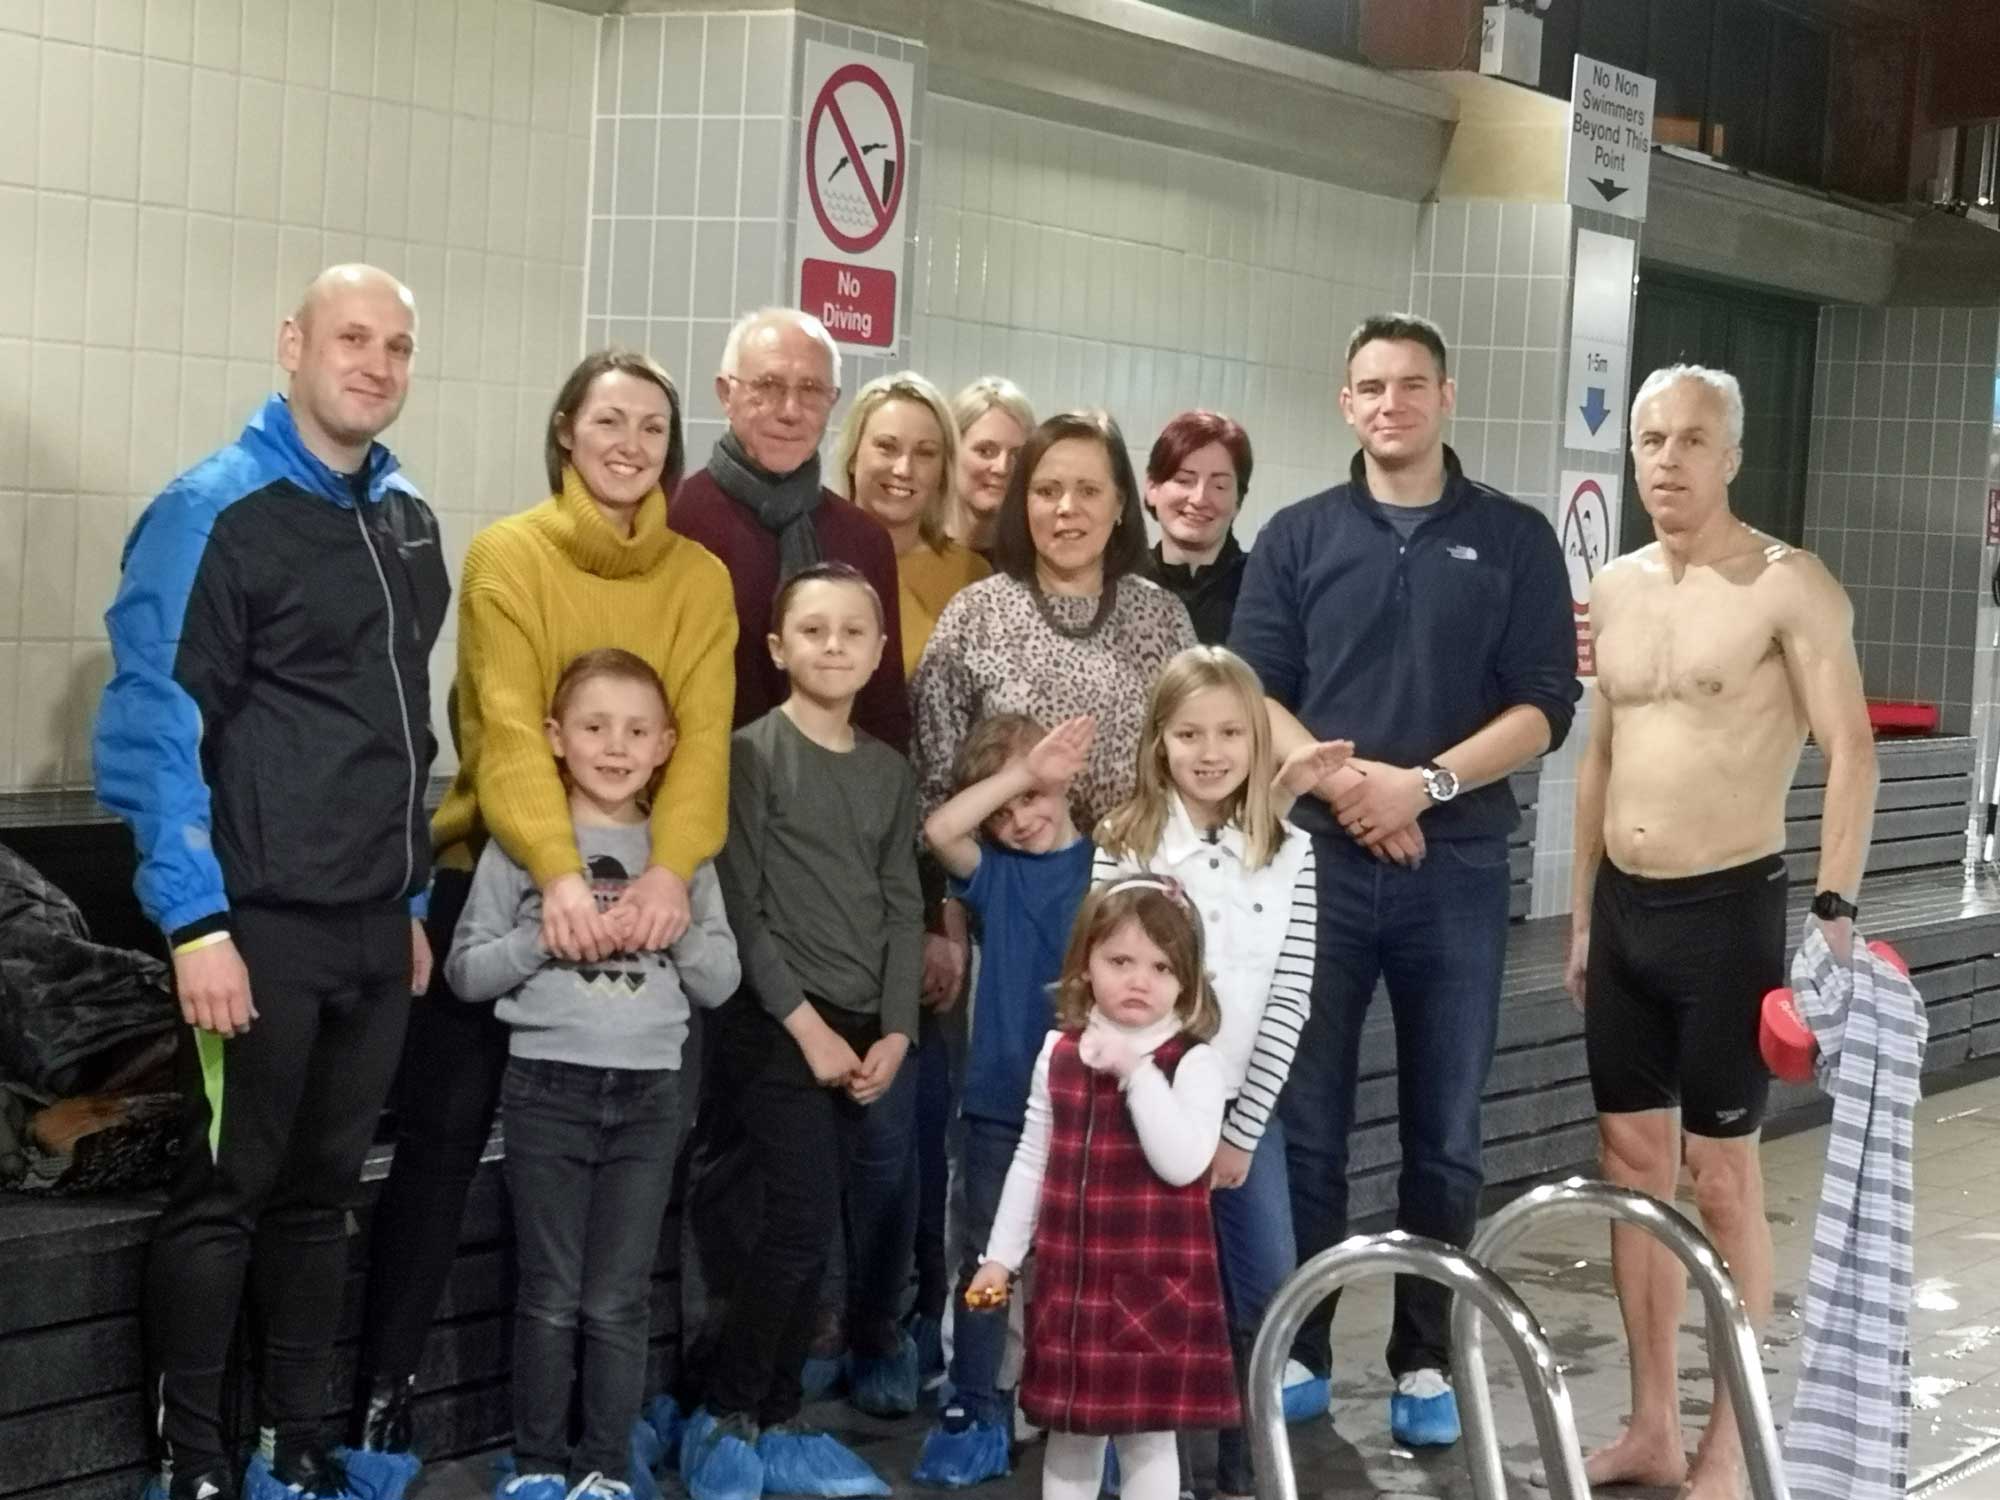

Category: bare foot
[1679, 1442, 1746, 1500]
[1583, 1426, 1689, 1490]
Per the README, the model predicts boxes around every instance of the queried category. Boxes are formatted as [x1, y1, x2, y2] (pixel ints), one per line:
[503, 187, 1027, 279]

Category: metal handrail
[1248, 1230, 1591, 1500]
[1455, 1177, 1789, 1500]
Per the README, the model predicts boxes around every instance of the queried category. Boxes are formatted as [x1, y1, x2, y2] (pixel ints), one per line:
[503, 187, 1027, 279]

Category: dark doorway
[1621, 269, 1819, 553]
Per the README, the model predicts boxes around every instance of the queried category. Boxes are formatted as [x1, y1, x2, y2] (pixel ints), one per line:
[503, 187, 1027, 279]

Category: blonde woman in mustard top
[835, 372, 992, 678]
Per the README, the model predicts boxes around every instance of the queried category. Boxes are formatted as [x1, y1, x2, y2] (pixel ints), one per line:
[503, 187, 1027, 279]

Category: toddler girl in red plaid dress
[967, 878, 1238, 1500]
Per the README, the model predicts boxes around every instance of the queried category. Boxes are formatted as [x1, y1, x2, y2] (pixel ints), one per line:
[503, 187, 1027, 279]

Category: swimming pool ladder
[1455, 1176, 1790, 1500]
[1247, 1230, 1593, 1500]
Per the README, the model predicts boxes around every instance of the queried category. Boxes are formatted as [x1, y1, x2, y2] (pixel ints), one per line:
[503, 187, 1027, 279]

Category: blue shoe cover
[337, 1449, 421, 1500]
[911, 1410, 1010, 1488]
[644, 1396, 686, 1458]
[626, 1417, 664, 1500]
[139, 1478, 167, 1500]
[800, 1353, 848, 1402]
[755, 1426, 890, 1498]
[848, 1330, 920, 1418]
[1388, 1378, 1460, 1448]
[491, 1470, 566, 1500]
[1100, 1443, 1119, 1498]
[1280, 1360, 1331, 1425]
[680, 1409, 765, 1500]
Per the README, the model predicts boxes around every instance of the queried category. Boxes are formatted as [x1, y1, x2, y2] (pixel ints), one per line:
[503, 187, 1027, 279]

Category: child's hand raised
[1024, 715, 1096, 789]
[846, 1032, 911, 1105]
[1274, 738, 1354, 800]
[966, 1261, 1012, 1308]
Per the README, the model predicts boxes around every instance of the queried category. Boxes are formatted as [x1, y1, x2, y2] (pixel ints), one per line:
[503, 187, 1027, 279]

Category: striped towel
[1781, 926, 1927, 1499]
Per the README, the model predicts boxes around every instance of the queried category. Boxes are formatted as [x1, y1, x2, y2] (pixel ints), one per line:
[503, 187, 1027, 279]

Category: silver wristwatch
[1419, 763, 1460, 803]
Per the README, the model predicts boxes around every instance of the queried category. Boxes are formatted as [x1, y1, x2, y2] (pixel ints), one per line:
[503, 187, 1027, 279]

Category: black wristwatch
[1811, 890, 1858, 922]
[1418, 763, 1460, 803]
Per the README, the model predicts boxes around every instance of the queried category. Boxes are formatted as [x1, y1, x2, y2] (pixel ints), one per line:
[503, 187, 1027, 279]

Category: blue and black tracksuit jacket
[95, 394, 451, 947]
[1229, 445, 1581, 845]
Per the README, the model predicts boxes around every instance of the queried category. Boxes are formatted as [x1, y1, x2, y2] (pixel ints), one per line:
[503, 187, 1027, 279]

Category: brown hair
[1095, 646, 1287, 871]
[545, 348, 686, 495]
[991, 410, 1149, 588]
[1344, 313, 1450, 380]
[951, 712, 1046, 793]
[768, 559, 885, 635]
[548, 647, 674, 729]
[1050, 879, 1221, 1041]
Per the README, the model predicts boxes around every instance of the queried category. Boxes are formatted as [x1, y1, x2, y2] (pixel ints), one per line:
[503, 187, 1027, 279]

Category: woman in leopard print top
[912, 411, 1197, 829]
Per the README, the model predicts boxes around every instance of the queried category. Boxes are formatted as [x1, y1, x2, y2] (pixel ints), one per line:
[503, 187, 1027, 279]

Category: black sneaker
[355, 1373, 416, 1453]
[268, 1442, 349, 1499]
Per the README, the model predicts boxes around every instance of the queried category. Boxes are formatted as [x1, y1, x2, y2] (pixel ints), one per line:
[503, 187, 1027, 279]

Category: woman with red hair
[1142, 411, 1253, 646]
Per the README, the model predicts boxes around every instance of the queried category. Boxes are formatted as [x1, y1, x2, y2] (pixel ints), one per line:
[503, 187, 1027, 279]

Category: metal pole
[1454, 1177, 1789, 1500]
[1248, 1230, 1591, 1500]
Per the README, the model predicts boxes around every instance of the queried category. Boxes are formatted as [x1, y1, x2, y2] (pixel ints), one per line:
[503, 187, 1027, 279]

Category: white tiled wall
[909, 96, 1416, 542]
[1806, 304, 2000, 737]
[0, 0, 596, 791]
[584, 11, 929, 465]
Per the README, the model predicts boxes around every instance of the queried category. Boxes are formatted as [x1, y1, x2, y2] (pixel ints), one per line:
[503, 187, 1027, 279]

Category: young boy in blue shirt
[913, 712, 1098, 1487]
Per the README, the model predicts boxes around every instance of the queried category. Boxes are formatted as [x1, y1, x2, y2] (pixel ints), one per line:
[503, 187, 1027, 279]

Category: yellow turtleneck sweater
[896, 538, 991, 677]
[431, 467, 738, 886]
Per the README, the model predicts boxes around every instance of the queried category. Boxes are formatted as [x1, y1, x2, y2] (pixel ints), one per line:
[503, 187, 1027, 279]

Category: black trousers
[150, 901, 411, 1470]
[702, 994, 876, 1427]
[355, 868, 505, 1385]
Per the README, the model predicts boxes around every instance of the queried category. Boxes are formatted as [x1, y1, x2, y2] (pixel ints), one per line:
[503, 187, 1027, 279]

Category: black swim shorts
[1583, 853, 1788, 1138]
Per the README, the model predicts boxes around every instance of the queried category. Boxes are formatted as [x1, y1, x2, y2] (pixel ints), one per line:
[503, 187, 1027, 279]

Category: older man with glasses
[670, 305, 910, 748]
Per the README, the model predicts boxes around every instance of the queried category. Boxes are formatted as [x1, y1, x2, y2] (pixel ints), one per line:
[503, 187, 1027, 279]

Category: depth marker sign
[794, 43, 914, 350]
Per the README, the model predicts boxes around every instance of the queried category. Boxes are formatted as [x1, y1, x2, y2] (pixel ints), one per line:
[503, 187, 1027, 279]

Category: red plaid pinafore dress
[1017, 1031, 1241, 1434]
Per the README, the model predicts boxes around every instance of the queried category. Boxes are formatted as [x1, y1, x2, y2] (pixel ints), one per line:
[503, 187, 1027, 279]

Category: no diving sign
[1560, 470, 1619, 676]
[794, 43, 914, 349]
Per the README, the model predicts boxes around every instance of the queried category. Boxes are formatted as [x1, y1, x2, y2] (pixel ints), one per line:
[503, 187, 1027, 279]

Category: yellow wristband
[173, 931, 233, 956]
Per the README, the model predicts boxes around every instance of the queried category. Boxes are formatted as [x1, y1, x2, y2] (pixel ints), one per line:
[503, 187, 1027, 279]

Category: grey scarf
[707, 431, 825, 579]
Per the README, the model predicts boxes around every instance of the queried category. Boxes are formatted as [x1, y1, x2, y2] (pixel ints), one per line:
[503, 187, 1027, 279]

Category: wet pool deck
[419, 1069, 2000, 1499]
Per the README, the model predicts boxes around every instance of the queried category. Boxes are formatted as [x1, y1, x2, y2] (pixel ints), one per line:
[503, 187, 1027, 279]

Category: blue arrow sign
[1580, 386, 1609, 435]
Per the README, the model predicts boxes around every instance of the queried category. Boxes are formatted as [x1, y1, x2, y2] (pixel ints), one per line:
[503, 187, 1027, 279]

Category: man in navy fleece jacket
[1230, 313, 1578, 1448]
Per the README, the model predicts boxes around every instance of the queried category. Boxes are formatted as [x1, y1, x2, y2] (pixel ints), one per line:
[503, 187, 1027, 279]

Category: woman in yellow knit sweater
[352, 349, 737, 1453]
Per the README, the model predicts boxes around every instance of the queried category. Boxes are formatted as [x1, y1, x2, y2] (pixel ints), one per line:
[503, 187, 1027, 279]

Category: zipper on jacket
[352, 502, 420, 897]
[1064, 1062, 1097, 1428]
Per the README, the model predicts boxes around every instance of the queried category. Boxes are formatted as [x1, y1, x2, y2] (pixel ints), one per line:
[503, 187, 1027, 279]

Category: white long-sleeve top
[1093, 795, 1316, 1151]
[983, 1011, 1227, 1273]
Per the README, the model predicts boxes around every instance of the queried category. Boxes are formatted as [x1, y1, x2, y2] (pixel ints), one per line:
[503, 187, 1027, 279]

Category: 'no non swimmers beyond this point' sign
[1566, 53, 1655, 223]
[793, 42, 914, 350]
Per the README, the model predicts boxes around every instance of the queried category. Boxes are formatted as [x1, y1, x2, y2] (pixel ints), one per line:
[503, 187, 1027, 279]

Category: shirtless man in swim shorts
[1566, 364, 1877, 1500]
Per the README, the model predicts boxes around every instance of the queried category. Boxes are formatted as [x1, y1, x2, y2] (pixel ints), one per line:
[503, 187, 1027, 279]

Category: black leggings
[151, 901, 411, 1471]
[356, 868, 507, 1384]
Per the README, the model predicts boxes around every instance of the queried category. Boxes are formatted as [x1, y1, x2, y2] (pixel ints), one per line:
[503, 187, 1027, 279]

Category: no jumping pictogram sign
[793, 43, 915, 350]
[1560, 471, 1618, 677]
[805, 63, 906, 255]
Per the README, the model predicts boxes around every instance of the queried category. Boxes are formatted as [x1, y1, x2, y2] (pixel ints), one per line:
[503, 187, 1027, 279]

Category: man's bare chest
[1596, 586, 1783, 708]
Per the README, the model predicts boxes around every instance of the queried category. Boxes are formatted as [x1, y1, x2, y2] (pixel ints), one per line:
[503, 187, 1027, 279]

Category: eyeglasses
[725, 374, 840, 413]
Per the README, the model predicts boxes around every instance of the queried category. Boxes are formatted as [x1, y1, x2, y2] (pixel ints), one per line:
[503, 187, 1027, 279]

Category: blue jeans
[1282, 832, 1509, 1380]
[946, 1113, 1023, 1424]
[1212, 1120, 1295, 1494]
[841, 1036, 921, 1353]
[501, 1057, 682, 1481]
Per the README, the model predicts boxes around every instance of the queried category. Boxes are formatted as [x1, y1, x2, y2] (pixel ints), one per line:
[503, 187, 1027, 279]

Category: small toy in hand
[964, 1282, 1010, 1310]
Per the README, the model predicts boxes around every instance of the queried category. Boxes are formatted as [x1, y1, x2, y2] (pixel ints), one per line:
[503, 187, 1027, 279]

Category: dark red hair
[1145, 410, 1253, 494]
